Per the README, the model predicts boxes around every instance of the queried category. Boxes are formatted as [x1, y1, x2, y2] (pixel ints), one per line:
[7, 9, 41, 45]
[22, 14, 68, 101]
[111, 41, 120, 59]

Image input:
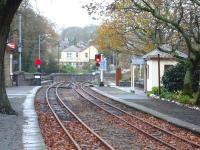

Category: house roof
[132, 56, 145, 65]
[62, 45, 82, 52]
[143, 44, 187, 59]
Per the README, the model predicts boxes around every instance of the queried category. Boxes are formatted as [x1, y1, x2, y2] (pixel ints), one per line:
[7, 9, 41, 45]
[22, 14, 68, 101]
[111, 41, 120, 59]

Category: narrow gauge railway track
[83, 84, 200, 143]
[58, 83, 149, 150]
[74, 82, 200, 150]
[46, 82, 115, 150]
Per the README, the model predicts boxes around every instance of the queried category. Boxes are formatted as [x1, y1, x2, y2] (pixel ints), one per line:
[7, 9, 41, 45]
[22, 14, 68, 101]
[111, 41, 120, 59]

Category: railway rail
[73, 82, 200, 150]
[45, 82, 115, 150]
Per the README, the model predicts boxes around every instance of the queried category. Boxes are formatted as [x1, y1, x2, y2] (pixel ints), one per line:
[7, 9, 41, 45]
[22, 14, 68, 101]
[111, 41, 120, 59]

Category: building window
[85, 52, 88, 58]
[76, 52, 78, 58]
[164, 65, 173, 72]
[66, 53, 72, 58]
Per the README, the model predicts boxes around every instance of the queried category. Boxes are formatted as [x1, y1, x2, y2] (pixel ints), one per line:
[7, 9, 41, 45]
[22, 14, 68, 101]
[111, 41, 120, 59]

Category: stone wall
[13, 72, 35, 86]
[50, 73, 99, 83]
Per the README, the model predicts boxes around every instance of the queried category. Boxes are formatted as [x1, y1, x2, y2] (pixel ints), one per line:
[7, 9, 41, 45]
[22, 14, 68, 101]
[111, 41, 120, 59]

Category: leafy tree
[41, 51, 59, 74]
[94, 13, 155, 55]
[0, 0, 22, 114]
[60, 64, 77, 74]
[85, 0, 200, 104]
[10, 2, 59, 73]
[95, 21, 127, 53]
[60, 26, 97, 47]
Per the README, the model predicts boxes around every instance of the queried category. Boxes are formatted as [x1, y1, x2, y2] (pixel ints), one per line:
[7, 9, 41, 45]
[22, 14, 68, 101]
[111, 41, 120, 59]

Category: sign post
[99, 56, 107, 86]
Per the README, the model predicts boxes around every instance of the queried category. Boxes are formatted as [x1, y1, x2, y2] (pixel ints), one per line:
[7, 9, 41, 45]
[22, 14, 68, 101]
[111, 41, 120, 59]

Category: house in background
[59, 45, 98, 68]
[131, 45, 187, 92]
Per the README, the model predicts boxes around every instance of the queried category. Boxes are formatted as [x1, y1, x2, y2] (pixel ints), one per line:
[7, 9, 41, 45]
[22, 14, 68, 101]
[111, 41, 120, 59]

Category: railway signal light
[34, 58, 42, 66]
[95, 54, 101, 67]
[95, 54, 101, 63]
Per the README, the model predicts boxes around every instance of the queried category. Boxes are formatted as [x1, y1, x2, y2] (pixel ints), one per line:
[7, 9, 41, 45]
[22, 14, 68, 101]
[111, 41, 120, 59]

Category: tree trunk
[0, 0, 22, 114]
[0, 26, 16, 114]
[183, 58, 200, 104]
[183, 66, 193, 96]
[196, 87, 200, 105]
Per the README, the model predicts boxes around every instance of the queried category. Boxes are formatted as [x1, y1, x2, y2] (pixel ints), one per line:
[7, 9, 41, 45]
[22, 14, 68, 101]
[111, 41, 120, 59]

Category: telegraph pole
[57, 42, 60, 73]
[38, 34, 41, 60]
[18, 14, 22, 71]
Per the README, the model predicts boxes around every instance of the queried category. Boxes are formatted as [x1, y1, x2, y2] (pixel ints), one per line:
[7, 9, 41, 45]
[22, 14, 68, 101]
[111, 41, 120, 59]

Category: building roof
[143, 44, 187, 59]
[132, 56, 145, 65]
[62, 45, 82, 52]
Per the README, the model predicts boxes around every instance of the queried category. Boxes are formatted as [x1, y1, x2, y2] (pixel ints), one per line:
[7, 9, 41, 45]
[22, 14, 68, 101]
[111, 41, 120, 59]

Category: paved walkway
[93, 86, 200, 134]
[6, 86, 46, 150]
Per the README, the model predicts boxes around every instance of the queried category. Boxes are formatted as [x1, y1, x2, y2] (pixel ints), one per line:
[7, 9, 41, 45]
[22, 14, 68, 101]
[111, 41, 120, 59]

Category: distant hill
[60, 25, 97, 48]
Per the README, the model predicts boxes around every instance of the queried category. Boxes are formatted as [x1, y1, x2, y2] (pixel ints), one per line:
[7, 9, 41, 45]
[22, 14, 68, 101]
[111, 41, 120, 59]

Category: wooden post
[158, 54, 161, 96]
[144, 64, 147, 92]
[131, 65, 135, 93]
[115, 68, 121, 86]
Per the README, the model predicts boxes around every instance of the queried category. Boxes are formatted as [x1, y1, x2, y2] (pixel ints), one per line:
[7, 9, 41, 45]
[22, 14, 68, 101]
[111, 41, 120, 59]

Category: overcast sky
[31, 0, 100, 29]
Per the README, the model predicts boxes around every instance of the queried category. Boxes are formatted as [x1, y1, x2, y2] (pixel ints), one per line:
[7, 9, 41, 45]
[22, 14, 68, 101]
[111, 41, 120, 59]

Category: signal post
[95, 54, 105, 86]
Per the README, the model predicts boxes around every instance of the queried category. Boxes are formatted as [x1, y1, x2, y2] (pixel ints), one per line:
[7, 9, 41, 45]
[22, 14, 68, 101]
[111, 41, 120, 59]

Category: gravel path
[0, 96, 25, 150]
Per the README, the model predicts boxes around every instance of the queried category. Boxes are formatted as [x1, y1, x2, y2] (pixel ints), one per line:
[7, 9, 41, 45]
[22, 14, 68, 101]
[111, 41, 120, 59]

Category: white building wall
[60, 46, 98, 64]
[147, 60, 154, 91]
[60, 52, 77, 62]
[79, 46, 98, 62]
[147, 59, 178, 91]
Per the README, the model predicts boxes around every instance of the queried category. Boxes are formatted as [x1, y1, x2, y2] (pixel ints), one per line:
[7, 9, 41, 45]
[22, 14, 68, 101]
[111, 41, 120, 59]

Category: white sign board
[100, 58, 107, 71]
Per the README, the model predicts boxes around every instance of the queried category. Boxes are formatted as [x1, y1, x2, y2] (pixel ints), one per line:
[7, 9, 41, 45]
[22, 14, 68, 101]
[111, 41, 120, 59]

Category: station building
[131, 45, 187, 92]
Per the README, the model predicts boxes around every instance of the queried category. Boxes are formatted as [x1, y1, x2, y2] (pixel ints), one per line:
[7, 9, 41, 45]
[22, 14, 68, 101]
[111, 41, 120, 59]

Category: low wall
[50, 73, 99, 83]
[13, 72, 39, 86]
[119, 81, 131, 87]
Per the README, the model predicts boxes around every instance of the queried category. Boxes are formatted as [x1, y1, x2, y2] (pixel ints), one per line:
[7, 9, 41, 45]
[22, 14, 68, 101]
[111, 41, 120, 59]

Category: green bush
[162, 63, 186, 92]
[162, 63, 199, 92]
[151, 87, 159, 95]
[148, 87, 167, 96]
[178, 95, 190, 104]
[160, 91, 174, 99]
[60, 64, 77, 73]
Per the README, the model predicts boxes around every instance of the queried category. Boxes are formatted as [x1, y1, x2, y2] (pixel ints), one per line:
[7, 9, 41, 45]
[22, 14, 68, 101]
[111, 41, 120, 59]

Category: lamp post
[37, 33, 49, 70]
[38, 34, 41, 60]
[18, 13, 22, 71]
[57, 42, 60, 73]
[196, 70, 200, 105]
[158, 54, 161, 97]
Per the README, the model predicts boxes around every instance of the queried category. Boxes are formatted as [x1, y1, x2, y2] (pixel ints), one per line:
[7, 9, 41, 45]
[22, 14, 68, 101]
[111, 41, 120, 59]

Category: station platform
[2, 86, 46, 150]
[93, 86, 200, 134]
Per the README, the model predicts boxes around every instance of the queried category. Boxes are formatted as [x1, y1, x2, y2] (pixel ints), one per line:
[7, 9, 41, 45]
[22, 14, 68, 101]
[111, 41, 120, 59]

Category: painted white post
[144, 64, 147, 92]
[10, 54, 13, 75]
[99, 54, 104, 86]
[10, 54, 13, 84]
[100, 68, 103, 82]
[131, 64, 135, 93]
